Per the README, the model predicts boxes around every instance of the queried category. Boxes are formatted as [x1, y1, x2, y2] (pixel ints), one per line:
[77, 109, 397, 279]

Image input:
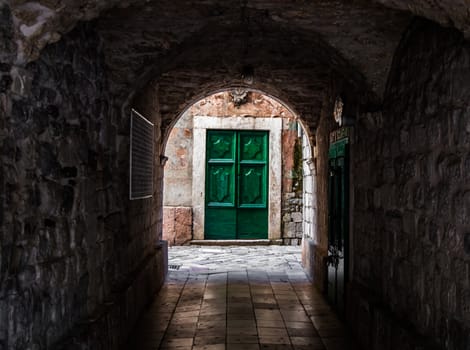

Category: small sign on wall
[130, 109, 154, 200]
[330, 126, 352, 144]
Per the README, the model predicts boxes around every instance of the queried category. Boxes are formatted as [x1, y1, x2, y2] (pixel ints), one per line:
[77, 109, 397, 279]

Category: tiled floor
[125, 246, 357, 350]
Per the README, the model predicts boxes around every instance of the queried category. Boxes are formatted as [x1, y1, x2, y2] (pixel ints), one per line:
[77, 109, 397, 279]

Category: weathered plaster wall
[349, 19, 470, 350]
[162, 112, 193, 246]
[0, 21, 165, 350]
[163, 112, 193, 207]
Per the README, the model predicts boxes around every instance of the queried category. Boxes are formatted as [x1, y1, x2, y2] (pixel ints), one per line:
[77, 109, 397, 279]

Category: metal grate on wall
[130, 109, 154, 200]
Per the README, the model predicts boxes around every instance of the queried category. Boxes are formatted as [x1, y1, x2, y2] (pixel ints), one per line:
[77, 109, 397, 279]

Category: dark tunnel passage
[0, 1, 469, 349]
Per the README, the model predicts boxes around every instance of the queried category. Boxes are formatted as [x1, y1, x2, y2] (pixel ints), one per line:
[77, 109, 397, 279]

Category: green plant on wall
[292, 137, 303, 194]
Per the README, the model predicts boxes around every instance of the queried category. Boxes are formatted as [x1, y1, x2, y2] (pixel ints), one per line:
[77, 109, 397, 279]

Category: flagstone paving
[125, 246, 358, 349]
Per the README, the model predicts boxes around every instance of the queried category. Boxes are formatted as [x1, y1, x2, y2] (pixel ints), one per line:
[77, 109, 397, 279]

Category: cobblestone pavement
[126, 246, 357, 350]
[168, 246, 304, 273]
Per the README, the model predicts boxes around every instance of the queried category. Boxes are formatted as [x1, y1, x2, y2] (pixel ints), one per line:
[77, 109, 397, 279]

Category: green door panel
[208, 131, 236, 159]
[237, 209, 268, 239]
[239, 132, 267, 161]
[205, 130, 268, 240]
[238, 165, 266, 207]
[207, 164, 235, 206]
[205, 208, 236, 240]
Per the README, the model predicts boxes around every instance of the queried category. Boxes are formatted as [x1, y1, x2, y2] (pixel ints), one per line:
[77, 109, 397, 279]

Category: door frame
[192, 115, 282, 240]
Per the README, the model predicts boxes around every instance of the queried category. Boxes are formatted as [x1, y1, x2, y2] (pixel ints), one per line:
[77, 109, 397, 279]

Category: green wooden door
[205, 130, 268, 239]
[327, 137, 349, 315]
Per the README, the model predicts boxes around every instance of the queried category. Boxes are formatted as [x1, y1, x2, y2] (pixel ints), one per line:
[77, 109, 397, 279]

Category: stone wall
[162, 207, 192, 246]
[281, 121, 304, 245]
[300, 128, 317, 277]
[303, 91, 337, 291]
[0, 21, 166, 350]
[0, 6, 15, 349]
[349, 19, 470, 350]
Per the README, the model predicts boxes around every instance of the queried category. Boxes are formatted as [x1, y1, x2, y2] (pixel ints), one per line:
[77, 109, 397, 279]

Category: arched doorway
[161, 89, 316, 247]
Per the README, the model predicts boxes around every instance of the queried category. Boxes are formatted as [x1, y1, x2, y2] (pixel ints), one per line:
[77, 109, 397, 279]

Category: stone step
[189, 239, 283, 246]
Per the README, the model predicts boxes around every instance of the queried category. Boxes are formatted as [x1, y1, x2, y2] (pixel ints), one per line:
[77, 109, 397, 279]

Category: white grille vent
[130, 109, 154, 200]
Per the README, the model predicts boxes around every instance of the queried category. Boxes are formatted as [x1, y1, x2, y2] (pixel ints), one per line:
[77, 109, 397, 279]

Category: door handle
[326, 254, 340, 268]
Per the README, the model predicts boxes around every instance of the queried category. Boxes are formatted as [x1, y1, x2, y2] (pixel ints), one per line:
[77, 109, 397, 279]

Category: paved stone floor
[126, 246, 358, 350]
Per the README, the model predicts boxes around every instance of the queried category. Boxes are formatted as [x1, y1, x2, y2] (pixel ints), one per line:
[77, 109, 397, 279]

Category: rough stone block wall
[281, 193, 303, 245]
[281, 120, 304, 245]
[350, 19, 470, 350]
[0, 20, 166, 350]
[162, 207, 193, 246]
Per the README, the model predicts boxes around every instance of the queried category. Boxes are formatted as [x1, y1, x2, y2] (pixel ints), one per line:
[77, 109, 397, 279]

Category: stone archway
[161, 89, 317, 247]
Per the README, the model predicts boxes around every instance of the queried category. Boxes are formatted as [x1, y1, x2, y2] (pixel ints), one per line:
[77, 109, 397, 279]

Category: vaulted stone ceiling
[7, 0, 469, 108]
[95, 1, 408, 102]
